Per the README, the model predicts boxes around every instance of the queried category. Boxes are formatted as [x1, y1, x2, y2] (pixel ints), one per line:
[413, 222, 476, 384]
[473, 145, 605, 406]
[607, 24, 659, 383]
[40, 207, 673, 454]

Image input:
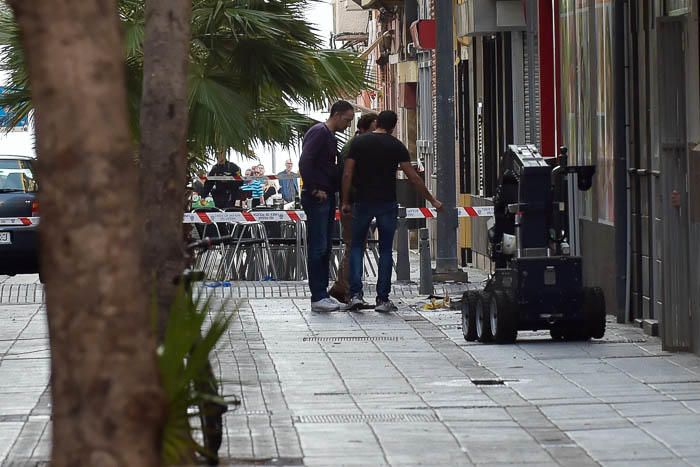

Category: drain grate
[219, 457, 304, 466]
[471, 379, 506, 386]
[314, 391, 417, 396]
[294, 413, 438, 424]
[229, 410, 272, 416]
[0, 414, 27, 422]
[592, 337, 648, 344]
[438, 324, 462, 330]
[302, 336, 402, 342]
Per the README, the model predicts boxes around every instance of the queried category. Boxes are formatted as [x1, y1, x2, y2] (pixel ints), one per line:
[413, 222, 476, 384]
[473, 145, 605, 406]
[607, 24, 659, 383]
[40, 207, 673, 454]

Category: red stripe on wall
[538, 0, 558, 157]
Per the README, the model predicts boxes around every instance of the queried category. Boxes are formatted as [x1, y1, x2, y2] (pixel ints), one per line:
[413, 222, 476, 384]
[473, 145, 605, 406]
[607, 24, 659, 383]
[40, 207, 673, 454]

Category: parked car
[0, 155, 39, 276]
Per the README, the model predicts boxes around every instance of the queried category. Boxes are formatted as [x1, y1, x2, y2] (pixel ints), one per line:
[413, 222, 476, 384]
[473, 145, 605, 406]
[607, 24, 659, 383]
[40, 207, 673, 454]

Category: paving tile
[630, 414, 700, 457]
[603, 459, 688, 467]
[566, 427, 676, 461]
[4, 277, 700, 466]
[372, 423, 467, 464]
[302, 455, 389, 466]
[295, 423, 384, 458]
[612, 400, 695, 417]
[453, 426, 554, 464]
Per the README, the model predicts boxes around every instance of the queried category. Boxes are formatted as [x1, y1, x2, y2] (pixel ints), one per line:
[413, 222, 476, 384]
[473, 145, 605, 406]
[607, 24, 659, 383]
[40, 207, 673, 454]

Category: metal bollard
[418, 228, 433, 295]
[395, 205, 410, 282]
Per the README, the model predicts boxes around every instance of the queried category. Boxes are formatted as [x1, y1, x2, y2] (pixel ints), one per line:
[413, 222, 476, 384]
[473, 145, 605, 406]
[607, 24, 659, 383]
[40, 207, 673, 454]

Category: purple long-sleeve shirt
[299, 123, 338, 193]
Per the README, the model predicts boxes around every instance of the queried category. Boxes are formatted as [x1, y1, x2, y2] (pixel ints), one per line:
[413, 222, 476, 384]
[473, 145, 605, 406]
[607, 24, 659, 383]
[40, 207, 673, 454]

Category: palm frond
[158, 284, 235, 465]
[0, 0, 371, 161]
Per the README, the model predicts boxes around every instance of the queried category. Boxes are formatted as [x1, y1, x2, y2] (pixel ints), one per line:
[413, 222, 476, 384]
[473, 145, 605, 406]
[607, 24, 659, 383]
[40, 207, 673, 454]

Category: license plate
[0, 232, 10, 244]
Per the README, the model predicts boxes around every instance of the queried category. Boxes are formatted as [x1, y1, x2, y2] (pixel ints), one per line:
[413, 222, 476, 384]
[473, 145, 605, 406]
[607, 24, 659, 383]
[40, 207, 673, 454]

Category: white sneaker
[375, 299, 398, 313]
[327, 296, 349, 310]
[311, 297, 341, 312]
[348, 295, 368, 310]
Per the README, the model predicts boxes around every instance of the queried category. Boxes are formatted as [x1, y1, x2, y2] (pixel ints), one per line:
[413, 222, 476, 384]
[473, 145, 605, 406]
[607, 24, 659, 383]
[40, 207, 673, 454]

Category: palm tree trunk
[139, 0, 192, 338]
[7, 1, 166, 466]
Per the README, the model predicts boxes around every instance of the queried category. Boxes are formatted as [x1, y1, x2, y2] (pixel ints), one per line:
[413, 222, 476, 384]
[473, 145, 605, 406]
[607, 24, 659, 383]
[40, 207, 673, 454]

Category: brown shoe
[328, 285, 349, 304]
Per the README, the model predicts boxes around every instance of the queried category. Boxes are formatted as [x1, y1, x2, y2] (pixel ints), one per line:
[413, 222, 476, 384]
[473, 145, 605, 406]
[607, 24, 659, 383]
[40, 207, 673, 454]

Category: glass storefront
[559, 0, 616, 222]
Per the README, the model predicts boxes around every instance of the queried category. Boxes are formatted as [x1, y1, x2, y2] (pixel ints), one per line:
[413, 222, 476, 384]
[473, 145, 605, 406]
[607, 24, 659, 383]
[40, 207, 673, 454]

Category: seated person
[241, 166, 265, 208]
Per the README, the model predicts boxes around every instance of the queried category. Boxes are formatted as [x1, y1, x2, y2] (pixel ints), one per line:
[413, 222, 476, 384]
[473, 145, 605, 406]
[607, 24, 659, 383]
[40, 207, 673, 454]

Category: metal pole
[434, 0, 459, 273]
[419, 228, 433, 295]
[271, 145, 277, 174]
[295, 220, 303, 281]
[396, 205, 410, 282]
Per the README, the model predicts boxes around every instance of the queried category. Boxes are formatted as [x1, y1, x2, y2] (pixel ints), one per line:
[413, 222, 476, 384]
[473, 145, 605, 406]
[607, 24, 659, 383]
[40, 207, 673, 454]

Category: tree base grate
[294, 413, 439, 424]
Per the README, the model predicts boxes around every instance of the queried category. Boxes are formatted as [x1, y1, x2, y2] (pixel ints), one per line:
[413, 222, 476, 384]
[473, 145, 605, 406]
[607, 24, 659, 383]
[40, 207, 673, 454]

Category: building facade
[333, 0, 700, 355]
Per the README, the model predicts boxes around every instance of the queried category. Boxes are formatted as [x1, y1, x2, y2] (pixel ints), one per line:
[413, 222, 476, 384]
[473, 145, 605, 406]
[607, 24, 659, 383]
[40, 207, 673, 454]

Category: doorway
[658, 17, 691, 350]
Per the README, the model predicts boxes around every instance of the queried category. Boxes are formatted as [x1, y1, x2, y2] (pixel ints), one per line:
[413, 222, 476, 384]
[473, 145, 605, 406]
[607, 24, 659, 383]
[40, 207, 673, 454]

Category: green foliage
[0, 0, 369, 167]
[157, 284, 234, 465]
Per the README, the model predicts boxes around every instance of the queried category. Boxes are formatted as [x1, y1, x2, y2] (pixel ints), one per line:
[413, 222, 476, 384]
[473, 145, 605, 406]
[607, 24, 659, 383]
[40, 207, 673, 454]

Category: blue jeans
[301, 191, 336, 302]
[349, 202, 398, 302]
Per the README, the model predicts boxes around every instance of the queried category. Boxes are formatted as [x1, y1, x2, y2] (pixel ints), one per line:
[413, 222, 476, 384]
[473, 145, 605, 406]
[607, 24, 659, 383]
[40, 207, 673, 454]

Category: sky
[0, 72, 35, 157]
[0, 2, 336, 174]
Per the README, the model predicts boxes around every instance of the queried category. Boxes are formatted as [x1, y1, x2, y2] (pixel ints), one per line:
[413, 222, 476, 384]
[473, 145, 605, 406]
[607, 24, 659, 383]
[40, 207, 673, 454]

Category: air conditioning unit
[406, 42, 417, 59]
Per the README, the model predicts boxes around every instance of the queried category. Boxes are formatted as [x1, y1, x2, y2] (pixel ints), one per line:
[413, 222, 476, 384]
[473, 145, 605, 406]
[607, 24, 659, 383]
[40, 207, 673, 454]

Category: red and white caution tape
[0, 207, 494, 227]
[204, 173, 300, 182]
[183, 211, 305, 224]
[0, 217, 39, 226]
[405, 206, 494, 219]
[184, 206, 494, 224]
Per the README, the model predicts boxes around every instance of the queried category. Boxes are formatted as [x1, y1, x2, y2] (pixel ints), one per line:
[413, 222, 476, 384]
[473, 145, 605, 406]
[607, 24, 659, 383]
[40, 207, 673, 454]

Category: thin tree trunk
[139, 0, 192, 338]
[8, 1, 166, 466]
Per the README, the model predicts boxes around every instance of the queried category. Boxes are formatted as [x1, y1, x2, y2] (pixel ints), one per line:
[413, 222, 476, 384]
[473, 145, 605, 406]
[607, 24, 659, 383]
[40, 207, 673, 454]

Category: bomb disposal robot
[462, 145, 606, 344]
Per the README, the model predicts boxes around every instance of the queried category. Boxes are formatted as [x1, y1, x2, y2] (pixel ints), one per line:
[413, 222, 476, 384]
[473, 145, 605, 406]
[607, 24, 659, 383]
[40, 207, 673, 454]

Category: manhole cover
[294, 413, 439, 424]
[302, 336, 402, 342]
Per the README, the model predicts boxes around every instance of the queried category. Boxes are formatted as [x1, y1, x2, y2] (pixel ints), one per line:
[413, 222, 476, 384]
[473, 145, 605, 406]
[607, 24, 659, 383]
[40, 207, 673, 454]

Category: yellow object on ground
[422, 294, 451, 310]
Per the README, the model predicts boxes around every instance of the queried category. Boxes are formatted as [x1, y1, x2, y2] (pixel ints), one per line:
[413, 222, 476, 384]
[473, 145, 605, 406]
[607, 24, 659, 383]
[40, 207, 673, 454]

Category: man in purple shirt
[299, 100, 355, 312]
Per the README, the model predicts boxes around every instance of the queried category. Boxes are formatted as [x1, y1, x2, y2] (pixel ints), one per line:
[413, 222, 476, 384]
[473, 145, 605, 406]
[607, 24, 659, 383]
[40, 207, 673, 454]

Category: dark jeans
[349, 202, 398, 302]
[301, 191, 336, 302]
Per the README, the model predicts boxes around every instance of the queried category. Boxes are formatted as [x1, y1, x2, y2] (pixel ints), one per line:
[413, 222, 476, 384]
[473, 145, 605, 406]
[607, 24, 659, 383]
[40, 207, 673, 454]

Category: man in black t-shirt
[202, 150, 243, 209]
[341, 110, 443, 312]
[329, 112, 377, 304]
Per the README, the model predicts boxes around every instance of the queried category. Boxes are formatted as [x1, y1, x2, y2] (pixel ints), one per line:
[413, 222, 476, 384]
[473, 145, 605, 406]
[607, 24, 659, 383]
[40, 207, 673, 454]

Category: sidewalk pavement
[1, 271, 700, 466]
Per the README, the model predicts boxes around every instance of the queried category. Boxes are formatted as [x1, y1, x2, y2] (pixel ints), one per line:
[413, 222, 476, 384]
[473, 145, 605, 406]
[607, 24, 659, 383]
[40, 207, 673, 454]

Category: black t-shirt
[204, 161, 243, 207]
[347, 132, 410, 203]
